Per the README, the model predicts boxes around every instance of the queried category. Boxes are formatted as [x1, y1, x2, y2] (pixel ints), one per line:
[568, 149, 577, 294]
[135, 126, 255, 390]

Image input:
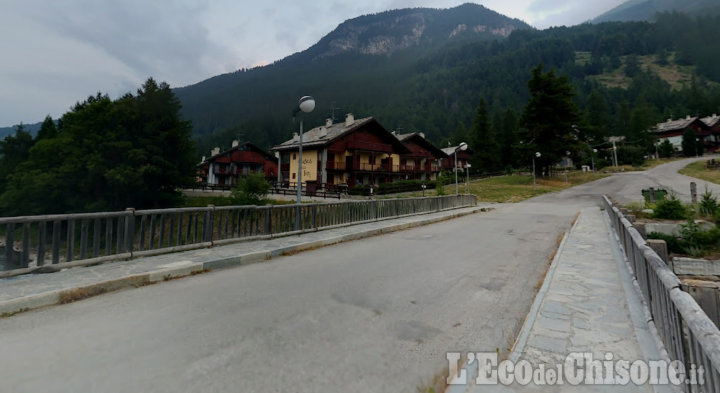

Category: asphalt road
[0, 157, 710, 393]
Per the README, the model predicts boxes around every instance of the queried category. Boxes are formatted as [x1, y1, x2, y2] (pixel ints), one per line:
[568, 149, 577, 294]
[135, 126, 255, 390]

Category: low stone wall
[672, 257, 720, 276]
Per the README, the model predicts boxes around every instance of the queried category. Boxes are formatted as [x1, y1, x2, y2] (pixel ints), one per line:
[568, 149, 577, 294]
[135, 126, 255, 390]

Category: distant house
[649, 116, 712, 152]
[441, 146, 474, 172]
[198, 141, 278, 186]
[272, 114, 416, 188]
[393, 132, 448, 181]
[702, 114, 720, 134]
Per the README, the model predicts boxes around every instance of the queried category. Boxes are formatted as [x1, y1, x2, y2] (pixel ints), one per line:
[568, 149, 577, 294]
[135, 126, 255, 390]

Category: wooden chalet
[197, 141, 278, 186]
[651, 116, 713, 153]
[273, 114, 444, 188]
[441, 146, 474, 172]
[393, 132, 448, 181]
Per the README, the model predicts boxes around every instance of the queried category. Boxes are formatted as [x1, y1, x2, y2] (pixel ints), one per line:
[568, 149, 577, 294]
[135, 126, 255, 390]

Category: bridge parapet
[0, 195, 477, 278]
[604, 195, 720, 391]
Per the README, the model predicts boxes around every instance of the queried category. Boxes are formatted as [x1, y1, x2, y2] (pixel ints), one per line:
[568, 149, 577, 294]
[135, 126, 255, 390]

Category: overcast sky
[0, 0, 625, 127]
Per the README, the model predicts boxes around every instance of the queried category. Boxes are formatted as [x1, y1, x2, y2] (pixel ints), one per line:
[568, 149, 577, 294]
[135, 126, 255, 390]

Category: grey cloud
[527, 0, 580, 14]
[22, 0, 226, 88]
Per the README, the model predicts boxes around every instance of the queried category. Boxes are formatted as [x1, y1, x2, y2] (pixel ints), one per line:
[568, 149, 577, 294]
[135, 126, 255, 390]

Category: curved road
[0, 157, 711, 393]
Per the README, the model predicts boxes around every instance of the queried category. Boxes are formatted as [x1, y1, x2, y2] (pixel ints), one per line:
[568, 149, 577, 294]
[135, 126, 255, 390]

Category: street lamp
[696, 138, 700, 157]
[533, 152, 541, 190]
[466, 164, 471, 194]
[565, 151, 570, 183]
[292, 96, 315, 229]
[455, 142, 468, 195]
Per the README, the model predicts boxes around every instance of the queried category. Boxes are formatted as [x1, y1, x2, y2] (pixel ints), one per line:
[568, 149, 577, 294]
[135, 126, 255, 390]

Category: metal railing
[604, 195, 720, 392]
[0, 195, 477, 277]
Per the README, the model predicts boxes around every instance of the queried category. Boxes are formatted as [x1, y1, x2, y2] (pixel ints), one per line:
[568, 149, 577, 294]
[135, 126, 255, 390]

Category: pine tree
[624, 54, 640, 78]
[450, 122, 469, 147]
[36, 115, 58, 141]
[587, 90, 611, 140]
[469, 97, 500, 173]
[614, 101, 632, 137]
[682, 128, 698, 157]
[519, 64, 585, 177]
[499, 108, 518, 168]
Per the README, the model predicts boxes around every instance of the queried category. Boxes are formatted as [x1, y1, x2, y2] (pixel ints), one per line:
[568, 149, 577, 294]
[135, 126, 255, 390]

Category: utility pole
[612, 140, 619, 167]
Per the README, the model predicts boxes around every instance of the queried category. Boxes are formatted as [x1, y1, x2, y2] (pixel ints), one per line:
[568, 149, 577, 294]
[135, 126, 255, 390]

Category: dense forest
[0, 79, 197, 216]
[185, 11, 720, 162]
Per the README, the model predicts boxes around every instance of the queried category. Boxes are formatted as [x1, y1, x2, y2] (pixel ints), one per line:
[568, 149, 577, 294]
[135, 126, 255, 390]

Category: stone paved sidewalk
[460, 209, 670, 392]
[0, 205, 490, 316]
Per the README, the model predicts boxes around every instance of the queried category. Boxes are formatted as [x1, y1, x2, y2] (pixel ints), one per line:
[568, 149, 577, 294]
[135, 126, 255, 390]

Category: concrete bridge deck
[0, 157, 713, 392]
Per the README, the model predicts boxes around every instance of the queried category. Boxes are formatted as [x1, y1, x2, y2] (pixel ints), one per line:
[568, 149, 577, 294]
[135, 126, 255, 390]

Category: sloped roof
[702, 114, 720, 128]
[653, 116, 703, 133]
[199, 141, 276, 167]
[272, 117, 411, 154]
[394, 132, 448, 158]
[272, 117, 373, 151]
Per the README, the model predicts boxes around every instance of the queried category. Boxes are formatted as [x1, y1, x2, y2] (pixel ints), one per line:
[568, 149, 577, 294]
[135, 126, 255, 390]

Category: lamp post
[592, 149, 597, 172]
[292, 96, 315, 229]
[533, 152, 541, 190]
[465, 164, 471, 194]
[454, 142, 468, 196]
[565, 151, 570, 183]
[696, 138, 700, 157]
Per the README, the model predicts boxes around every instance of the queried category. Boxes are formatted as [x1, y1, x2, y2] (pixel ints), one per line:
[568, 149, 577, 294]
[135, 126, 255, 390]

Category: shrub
[699, 188, 718, 217]
[647, 232, 687, 254]
[435, 184, 447, 196]
[652, 195, 687, 220]
[230, 173, 271, 205]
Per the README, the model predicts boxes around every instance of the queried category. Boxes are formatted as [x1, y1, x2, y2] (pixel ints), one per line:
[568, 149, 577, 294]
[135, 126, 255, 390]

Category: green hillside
[179, 9, 720, 157]
[592, 0, 720, 23]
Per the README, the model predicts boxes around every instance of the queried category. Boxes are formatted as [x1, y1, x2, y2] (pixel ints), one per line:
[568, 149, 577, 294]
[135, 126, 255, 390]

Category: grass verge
[679, 160, 720, 185]
[433, 172, 608, 203]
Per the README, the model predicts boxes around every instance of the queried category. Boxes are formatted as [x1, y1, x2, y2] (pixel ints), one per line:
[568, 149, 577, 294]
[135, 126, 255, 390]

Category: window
[292, 173, 296, 179]
[293, 153, 297, 160]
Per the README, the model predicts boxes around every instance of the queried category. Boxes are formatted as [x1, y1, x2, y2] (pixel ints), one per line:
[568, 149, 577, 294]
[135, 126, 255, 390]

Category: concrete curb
[445, 212, 579, 393]
[0, 207, 486, 318]
[507, 212, 579, 363]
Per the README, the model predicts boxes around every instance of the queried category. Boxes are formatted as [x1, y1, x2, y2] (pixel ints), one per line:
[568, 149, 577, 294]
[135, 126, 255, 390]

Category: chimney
[392, 131, 396, 136]
[211, 147, 220, 156]
[326, 118, 333, 127]
[345, 113, 354, 127]
[418, 132, 425, 139]
[201, 156, 206, 163]
[667, 118, 672, 122]
[687, 115, 691, 120]
[293, 132, 299, 142]
[232, 140, 239, 147]
[319, 126, 328, 138]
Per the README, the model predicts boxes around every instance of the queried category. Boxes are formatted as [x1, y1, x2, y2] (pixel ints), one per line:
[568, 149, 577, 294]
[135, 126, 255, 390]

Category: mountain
[173, 3, 531, 146]
[592, 0, 720, 23]
[0, 122, 43, 140]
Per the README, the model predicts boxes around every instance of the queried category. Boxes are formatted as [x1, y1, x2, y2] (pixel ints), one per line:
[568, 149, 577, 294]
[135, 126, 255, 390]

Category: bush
[435, 184, 447, 196]
[699, 188, 718, 217]
[653, 195, 687, 220]
[648, 232, 687, 254]
[617, 145, 646, 167]
[230, 173, 271, 205]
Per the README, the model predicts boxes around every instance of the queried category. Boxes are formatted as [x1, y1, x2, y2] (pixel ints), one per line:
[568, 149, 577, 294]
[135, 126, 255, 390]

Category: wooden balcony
[346, 141, 393, 153]
[326, 162, 347, 171]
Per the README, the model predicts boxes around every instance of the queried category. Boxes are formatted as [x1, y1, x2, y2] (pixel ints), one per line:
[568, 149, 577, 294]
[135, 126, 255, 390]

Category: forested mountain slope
[174, 7, 720, 157]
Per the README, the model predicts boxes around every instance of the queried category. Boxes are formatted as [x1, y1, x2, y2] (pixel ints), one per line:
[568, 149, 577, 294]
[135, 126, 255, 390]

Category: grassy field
[679, 161, 720, 185]
[575, 51, 710, 90]
[403, 172, 608, 203]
